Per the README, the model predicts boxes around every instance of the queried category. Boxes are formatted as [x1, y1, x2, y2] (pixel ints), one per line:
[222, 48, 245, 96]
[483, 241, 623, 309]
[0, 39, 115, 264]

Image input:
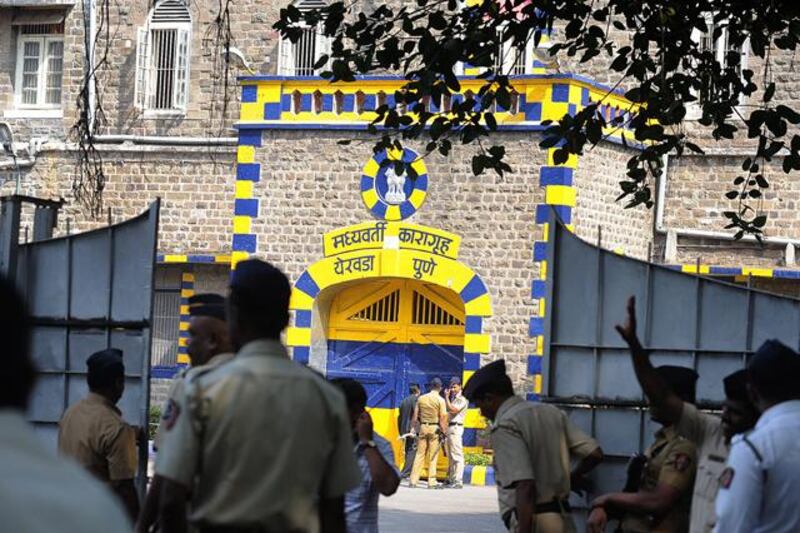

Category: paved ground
[379, 483, 505, 533]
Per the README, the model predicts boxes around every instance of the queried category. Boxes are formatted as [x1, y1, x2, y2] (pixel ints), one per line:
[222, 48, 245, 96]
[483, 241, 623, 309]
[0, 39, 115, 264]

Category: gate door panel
[541, 210, 800, 516]
[15, 202, 160, 486]
[327, 279, 465, 472]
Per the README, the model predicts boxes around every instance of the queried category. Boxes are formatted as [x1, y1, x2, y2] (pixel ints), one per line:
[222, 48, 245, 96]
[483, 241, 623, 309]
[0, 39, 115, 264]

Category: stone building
[2, 0, 799, 474]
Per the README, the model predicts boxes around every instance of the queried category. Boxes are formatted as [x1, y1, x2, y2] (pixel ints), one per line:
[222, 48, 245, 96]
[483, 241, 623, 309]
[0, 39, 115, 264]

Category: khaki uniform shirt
[676, 403, 729, 533]
[491, 397, 599, 518]
[448, 393, 469, 424]
[1, 410, 131, 533]
[417, 390, 446, 424]
[57, 392, 138, 483]
[155, 339, 361, 532]
[622, 426, 697, 533]
[153, 352, 233, 451]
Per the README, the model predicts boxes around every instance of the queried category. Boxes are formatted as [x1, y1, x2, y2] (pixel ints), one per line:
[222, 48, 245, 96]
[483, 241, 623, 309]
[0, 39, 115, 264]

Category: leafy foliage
[275, 0, 800, 237]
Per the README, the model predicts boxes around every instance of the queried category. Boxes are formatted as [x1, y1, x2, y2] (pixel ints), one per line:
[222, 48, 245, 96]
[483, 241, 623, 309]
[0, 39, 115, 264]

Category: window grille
[277, 2, 332, 76]
[693, 14, 747, 107]
[135, 0, 192, 113]
[20, 23, 64, 35]
[412, 291, 463, 326]
[151, 268, 182, 367]
[348, 290, 401, 322]
[14, 25, 64, 108]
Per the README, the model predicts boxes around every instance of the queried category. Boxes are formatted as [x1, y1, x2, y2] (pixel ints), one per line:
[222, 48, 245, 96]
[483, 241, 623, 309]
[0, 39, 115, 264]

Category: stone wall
[661, 154, 798, 268]
[251, 130, 546, 390]
[573, 142, 653, 260]
[4, 146, 235, 255]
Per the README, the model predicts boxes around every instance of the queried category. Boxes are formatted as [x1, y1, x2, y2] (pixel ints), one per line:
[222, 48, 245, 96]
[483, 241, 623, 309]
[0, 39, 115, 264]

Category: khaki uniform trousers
[410, 424, 441, 486]
[447, 425, 465, 484]
[507, 510, 577, 533]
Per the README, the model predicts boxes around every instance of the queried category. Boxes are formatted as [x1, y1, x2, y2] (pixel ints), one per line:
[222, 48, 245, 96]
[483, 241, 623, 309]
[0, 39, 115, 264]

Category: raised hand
[356, 411, 374, 443]
[614, 296, 642, 349]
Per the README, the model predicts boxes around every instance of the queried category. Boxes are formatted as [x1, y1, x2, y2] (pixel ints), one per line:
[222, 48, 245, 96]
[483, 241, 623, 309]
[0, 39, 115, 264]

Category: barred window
[13, 22, 64, 108]
[135, 0, 192, 113]
[277, 0, 331, 76]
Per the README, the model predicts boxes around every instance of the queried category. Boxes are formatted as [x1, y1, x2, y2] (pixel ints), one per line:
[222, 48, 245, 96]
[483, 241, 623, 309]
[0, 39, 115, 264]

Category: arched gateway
[285, 221, 493, 468]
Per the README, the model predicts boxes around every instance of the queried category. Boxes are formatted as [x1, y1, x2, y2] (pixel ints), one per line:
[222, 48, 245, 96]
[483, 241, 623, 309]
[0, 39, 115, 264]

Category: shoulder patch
[719, 467, 735, 489]
[163, 399, 181, 430]
[674, 453, 692, 473]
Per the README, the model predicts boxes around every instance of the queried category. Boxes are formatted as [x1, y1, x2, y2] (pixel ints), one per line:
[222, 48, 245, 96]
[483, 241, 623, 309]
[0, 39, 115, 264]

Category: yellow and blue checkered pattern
[666, 264, 800, 280]
[528, 127, 580, 400]
[177, 271, 195, 365]
[232, 130, 262, 268]
[157, 254, 231, 264]
[236, 76, 639, 148]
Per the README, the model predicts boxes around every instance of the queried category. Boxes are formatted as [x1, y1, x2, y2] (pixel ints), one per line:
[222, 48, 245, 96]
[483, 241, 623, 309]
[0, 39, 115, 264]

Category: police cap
[748, 339, 800, 397]
[188, 293, 226, 321]
[449, 376, 461, 386]
[463, 359, 508, 401]
[722, 369, 748, 403]
[656, 365, 698, 404]
[430, 377, 443, 388]
[86, 348, 124, 389]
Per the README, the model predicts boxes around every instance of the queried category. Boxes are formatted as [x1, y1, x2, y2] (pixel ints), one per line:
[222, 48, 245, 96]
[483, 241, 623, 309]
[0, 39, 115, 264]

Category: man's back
[398, 394, 417, 433]
[492, 398, 597, 502]
[417, 390, 445, 423]
[715, 400, 800, 533]
[1, 410, 131, 533]
[58, 392, 137, 483]
[156, 339, 360, 531]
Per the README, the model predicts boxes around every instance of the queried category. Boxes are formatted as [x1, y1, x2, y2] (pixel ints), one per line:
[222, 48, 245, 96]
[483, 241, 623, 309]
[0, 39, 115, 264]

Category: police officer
[463, 360, 603, 533]
[153, 293, 233, 451]
[58, 348, 140, 520]
[715, 340, 800, 532]
[0, 274, 131, 532]
[155, 259, 361, 533]
[397, 383, 421, 479]
[409, 377, 448, 488]
[444, 376, 468, 488]
[587, 365, 699, 533]
[138, 293, 233, 532]
[616, 297, 758, 532]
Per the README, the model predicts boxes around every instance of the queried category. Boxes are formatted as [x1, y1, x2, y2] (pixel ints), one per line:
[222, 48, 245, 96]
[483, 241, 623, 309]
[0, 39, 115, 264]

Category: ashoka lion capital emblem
[360, 148, 429, 222]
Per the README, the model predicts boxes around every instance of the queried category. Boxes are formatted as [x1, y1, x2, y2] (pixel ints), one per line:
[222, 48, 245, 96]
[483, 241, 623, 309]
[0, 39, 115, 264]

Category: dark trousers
[401, 436, 416, 477]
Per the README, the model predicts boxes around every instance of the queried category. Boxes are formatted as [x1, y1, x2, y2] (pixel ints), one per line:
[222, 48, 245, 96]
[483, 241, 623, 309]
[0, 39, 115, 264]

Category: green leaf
[753, 215, 767, 228]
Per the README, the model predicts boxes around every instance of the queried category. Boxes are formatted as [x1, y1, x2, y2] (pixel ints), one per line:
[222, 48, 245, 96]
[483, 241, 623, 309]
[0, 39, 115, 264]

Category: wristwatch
[359, 439, 377, 449]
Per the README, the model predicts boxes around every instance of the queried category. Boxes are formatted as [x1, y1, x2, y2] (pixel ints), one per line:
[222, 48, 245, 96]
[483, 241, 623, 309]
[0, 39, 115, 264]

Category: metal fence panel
[542, 211, 800, 508]
[14, 201, 159, 490]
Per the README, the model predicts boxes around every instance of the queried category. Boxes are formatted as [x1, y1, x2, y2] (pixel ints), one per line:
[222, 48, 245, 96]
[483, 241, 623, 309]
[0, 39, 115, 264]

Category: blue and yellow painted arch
[287, 247, 493, 460]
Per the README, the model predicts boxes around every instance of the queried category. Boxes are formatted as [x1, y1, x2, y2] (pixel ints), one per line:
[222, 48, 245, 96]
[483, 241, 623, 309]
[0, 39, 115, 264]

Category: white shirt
[714, 400, 800, 533]
[448, 393, 468, 424]
[0, 409, 131, 533]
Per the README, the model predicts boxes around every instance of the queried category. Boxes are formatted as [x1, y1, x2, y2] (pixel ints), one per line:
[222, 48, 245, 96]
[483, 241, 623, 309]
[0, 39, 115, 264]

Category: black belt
[501, 499, 571, 530]
[449, 422, 463, 426]
[536, 498, 572, 515]
[421, 422, 439, 425]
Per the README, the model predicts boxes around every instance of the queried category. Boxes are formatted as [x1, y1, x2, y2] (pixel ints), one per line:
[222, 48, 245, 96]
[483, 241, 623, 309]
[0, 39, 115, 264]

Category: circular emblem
[360, 148, 428, 221]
